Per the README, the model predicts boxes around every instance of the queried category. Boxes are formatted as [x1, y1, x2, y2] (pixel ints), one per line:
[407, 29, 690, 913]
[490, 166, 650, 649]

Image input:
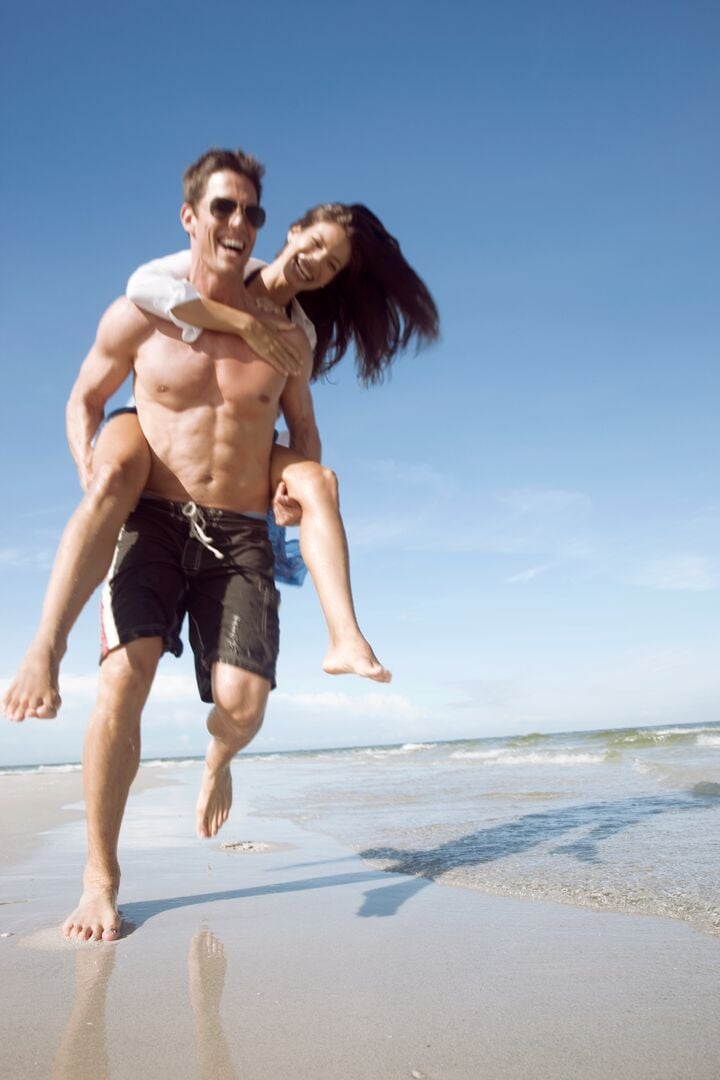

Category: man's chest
[135, 328, 285, 410]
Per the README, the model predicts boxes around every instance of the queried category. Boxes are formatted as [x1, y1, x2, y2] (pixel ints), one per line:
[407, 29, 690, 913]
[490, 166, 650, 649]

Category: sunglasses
[209, 197, 266, 229]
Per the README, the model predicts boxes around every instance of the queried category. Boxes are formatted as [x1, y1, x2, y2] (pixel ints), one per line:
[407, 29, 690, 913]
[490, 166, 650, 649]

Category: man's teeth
[223, 239, 245, 252]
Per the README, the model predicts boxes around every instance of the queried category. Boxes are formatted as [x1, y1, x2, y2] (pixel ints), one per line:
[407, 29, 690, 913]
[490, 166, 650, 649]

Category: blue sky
[1, 1, 718, 765]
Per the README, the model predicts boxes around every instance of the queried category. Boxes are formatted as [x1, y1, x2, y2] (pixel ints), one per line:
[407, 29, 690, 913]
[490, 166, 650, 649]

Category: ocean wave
[507, 732, 550, 747]
[450, 749, 608, 766]
[141, 757, 203, 769]
[604, 725, 719, 749]
[0, 762, 82, 776]
[697, 735, 720, 748]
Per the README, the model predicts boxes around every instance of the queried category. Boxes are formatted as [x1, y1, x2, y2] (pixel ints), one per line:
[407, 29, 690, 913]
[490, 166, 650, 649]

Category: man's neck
[189, 258, 253, 310]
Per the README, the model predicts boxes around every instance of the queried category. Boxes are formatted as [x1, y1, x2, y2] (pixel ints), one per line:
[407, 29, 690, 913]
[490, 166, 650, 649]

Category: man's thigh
[101, 499, 187, 661]
[186, 514, 280, 703]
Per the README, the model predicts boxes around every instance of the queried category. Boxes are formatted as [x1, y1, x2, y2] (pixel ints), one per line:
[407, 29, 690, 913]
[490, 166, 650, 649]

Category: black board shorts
[100, 495, 280, 701]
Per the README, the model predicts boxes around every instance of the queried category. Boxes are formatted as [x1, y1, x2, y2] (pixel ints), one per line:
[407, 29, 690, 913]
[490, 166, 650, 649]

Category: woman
[3, 203, 439, 722]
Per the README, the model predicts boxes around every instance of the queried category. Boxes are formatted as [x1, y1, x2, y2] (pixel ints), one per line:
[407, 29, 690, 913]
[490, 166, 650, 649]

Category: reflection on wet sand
[53, 946, 116, 1080]
[52, 930, 238, 1079]
[189, 930, 238, 1078]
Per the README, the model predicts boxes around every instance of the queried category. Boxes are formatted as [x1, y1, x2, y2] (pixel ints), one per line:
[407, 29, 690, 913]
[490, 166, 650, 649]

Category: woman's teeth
[295, 258, 312, 281]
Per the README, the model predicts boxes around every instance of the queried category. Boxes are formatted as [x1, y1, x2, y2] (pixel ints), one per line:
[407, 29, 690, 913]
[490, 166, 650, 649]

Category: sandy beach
[1, 759, 719, 1080]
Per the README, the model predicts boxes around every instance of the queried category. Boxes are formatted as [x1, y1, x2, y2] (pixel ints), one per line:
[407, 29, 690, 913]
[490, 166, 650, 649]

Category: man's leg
[270, 446, 391, 683]
[63, 636, 163, 941]
[3, 414, 151, 722]
[196, 663, 270, 839]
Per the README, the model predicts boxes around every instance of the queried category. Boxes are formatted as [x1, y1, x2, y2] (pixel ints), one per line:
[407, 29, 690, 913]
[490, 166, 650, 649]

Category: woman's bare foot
[196, 763, 233, 839]
[2, 643, 62, 722]
[323, 638, 392, 683]
[62, 883, 121, 942]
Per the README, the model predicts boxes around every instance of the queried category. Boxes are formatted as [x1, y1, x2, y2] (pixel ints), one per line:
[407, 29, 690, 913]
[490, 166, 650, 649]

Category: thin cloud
[361, 459, 456, 499]
[348, 484, 595, 558]
[505, 564, 552, 585]
[631, 555, 720, 592]
[272, 690, 428, 720]
[0, 547, 51, 570]
[495, 488, 594, 517]
[0, 671, 202, 704]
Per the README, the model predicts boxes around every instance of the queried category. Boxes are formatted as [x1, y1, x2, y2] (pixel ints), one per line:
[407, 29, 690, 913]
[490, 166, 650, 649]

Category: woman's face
[281, 221, 352, 292]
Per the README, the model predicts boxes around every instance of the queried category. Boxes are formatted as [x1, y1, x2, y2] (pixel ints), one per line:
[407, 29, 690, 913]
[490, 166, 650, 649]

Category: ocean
[4, 720, 720, 936]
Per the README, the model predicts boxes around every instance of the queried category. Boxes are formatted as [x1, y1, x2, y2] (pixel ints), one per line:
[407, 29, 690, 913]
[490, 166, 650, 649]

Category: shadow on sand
[119, 788, 719, 930]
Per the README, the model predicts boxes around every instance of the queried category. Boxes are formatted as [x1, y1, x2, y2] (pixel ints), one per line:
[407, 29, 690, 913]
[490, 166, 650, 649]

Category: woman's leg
[270, 446, 391, 683]
[2, 414, 152, 721]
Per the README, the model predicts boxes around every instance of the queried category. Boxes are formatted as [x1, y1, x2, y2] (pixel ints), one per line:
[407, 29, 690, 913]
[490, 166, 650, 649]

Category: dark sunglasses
[209, 197, 266, 229]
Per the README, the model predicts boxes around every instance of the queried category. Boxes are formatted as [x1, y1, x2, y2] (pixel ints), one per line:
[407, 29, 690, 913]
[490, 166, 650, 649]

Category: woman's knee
[91, 416, 151, 499]
[284, 462, 339, 508]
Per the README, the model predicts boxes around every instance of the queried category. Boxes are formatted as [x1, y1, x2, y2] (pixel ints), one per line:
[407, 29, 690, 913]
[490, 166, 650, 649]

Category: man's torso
[134, 316, 286, 513]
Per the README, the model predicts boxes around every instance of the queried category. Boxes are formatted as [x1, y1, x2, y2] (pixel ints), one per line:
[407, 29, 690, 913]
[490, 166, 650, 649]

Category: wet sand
[1, 762, 719, 1079]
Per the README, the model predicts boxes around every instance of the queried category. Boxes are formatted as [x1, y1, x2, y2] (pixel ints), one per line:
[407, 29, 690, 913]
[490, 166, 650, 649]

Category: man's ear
[180, 202, 195, 236]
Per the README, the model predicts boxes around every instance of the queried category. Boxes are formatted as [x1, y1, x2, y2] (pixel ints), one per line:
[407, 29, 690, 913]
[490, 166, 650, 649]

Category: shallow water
[237, 722, 720, 937]
[4, 721, 719, 936]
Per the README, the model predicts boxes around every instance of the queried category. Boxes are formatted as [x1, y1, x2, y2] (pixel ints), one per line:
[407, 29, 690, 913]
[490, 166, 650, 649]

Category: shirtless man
[62, 148, 316, 941]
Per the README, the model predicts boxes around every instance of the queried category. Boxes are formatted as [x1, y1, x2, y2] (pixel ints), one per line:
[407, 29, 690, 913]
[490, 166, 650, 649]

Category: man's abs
[134, 324, 284, 512]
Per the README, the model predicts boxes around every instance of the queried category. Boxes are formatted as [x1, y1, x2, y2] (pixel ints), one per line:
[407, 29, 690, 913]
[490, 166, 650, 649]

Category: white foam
[0, 763, 82, 777]
[451, 749, 606, 766]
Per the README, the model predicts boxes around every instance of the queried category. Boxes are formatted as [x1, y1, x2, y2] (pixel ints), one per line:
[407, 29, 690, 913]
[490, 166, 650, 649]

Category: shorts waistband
[139, 493, 267, 525]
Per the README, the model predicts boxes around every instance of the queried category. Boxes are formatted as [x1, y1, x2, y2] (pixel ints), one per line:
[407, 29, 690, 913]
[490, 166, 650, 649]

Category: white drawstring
[181, 502, 223, 559]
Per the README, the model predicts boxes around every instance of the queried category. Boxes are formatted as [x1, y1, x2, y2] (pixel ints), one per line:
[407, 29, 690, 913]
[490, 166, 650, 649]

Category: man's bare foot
[2, 644, 62, 722]
[62, 884, 121, 942]
[196, 764, 233, 839]
[323, 639, 392, 683]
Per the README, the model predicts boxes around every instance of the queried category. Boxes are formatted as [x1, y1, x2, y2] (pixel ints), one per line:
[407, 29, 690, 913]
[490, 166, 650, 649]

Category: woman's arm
[126, 252, 303, 375]
[126, 251, 199, 340]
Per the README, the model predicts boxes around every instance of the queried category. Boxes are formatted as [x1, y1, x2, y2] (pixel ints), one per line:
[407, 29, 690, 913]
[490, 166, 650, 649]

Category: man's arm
[66, 298, 152, 489]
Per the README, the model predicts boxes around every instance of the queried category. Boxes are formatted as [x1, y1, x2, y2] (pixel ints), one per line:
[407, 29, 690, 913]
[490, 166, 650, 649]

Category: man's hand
[75, 445, 95, 492]
[272, 481, 302, 527]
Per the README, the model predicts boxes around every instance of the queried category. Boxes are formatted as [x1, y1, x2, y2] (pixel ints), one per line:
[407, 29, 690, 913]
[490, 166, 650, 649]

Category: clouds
[0, 547, 51, 570]
[631, 555, 720, 593]
[446, 645, 720, 734]
[346, 460, 720, 601]
[505, 564, 552, 585]
[348, 464, 595, 566]
[272, 689, 427, 720]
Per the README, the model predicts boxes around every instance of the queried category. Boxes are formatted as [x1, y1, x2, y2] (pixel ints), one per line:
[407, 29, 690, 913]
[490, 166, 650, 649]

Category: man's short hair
[183, 148, 265, 208]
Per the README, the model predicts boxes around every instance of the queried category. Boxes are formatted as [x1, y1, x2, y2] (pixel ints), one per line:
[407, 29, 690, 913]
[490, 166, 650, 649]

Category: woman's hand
[272, 481, 302, 526]
[230, 310, 305, 377]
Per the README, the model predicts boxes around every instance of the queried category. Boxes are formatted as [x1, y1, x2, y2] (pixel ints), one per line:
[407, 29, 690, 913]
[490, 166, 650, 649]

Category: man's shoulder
[96, 296, 159, 353]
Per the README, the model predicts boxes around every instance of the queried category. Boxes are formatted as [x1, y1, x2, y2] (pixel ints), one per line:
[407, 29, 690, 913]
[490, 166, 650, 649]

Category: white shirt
[126, 251, 317, 352]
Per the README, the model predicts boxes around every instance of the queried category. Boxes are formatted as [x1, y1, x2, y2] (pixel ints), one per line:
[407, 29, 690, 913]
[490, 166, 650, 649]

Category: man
[62, 149, 315, 942]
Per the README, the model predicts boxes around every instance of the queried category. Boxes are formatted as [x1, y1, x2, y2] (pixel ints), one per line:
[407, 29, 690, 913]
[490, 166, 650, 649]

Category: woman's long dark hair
[290, 204, 440, 384]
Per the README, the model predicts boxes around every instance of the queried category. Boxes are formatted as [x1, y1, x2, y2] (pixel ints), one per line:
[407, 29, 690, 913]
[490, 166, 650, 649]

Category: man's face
[181, 169, 261, 275]
[280, 221, 352, 292]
